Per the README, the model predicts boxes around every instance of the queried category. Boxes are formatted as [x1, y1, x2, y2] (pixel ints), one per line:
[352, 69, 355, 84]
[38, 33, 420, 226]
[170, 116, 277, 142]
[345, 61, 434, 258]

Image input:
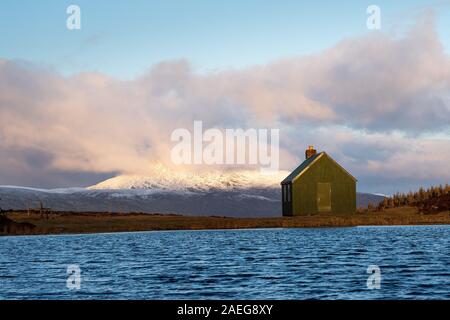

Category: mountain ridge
[88, 170, 290, 192]
[0, 168, 384, 217]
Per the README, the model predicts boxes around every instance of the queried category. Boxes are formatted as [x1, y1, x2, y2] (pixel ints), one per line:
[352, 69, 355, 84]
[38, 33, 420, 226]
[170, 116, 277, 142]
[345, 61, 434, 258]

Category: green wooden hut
[281, 146, 357, 216]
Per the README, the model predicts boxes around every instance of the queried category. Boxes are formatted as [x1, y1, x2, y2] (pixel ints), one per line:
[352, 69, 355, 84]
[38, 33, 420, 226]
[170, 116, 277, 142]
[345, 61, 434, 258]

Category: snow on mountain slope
[89, 167, 290, 191]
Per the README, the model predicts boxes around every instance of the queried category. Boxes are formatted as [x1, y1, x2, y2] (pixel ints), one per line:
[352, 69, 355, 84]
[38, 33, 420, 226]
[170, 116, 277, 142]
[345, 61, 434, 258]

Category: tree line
[371, 184, 450, 211]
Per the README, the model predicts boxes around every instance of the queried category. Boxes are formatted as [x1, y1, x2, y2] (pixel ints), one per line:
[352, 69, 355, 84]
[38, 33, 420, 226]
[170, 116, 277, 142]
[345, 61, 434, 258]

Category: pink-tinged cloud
[0, 14, 449, 191]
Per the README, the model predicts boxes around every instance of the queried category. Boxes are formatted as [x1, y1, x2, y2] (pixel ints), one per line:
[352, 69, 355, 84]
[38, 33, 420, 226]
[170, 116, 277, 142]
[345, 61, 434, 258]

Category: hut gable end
[281, 148, 357, 216]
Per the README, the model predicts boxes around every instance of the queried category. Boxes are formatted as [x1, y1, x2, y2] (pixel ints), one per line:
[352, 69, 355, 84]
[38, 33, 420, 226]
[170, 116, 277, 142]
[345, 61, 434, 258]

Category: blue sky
[1, 0, 450, 78]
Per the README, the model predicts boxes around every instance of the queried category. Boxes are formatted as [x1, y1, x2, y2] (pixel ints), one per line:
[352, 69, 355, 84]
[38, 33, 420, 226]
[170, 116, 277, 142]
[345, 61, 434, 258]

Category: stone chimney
[305, 146, 317, 159]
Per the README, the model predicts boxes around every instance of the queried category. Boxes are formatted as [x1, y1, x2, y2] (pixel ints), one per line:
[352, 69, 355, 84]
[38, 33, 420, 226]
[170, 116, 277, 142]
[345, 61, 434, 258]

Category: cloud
[0, 14, 449, 191]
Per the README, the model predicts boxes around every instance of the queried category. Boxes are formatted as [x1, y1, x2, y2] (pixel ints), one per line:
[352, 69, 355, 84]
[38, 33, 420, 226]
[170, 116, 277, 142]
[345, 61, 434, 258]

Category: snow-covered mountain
[0, 169, 385, 217]
[89, 167, 289, 192]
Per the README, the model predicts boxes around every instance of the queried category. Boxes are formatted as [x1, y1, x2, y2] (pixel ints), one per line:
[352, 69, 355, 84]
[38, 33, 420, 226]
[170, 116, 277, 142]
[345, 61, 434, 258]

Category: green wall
[291, 154, 356, 215]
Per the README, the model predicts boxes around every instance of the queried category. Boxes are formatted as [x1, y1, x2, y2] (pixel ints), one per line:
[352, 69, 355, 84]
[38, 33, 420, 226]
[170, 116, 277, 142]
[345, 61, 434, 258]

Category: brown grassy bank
[1, 206, 449, 237]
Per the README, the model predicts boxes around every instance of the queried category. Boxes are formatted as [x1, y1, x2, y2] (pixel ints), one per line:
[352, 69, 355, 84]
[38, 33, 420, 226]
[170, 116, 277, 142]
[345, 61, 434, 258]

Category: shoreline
[1, 206, 449, 237]
[3, 224, 450, 239]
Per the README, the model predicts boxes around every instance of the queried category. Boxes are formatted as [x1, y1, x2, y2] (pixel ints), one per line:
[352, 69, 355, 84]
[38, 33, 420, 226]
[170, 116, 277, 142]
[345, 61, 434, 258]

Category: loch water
[0, 226, 449, 299]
